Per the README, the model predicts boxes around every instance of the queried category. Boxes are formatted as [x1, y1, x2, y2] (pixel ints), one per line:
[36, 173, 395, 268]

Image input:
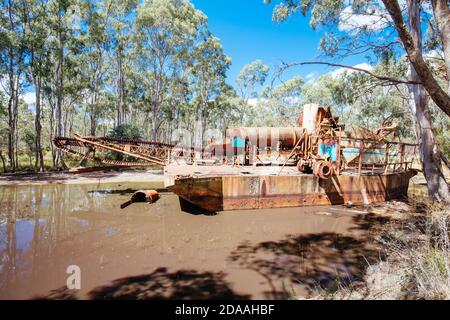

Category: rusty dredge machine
[54, 104, 417, 212]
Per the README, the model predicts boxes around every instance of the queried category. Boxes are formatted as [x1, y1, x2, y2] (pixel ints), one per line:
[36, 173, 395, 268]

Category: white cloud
[306, 72, 317, 84]
[274, 63, 373, 88]
[247, 98, 259, 107]
[23, 92, 36, 106]
[421, 2, 433, 15]
[338, 5, 388, 33]
[0, 82, 36, 107]
[424, 50, 443, 59]
[283, 96, 302, 105]
[330, 63, 373, 78]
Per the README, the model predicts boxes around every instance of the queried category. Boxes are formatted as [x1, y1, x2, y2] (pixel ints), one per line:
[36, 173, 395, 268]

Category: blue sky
[192, 0, 366, 87]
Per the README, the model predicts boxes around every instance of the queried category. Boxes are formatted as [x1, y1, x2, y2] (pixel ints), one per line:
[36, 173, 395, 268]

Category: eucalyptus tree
[335, 59, 416, 139]
[0, 91, 7, 171]
[265, 0, 450, 203]
[135, 0, 207, 141]
[0, 0, 28, 171]
[382, 0, 450, 115]
[268, 0, 450, 116]
[405, 0, 449, 203]
[108, 0, 137, 126]
[209, 84, 242, 132]
[254, 76, 304, 126]
[190, 35, 231, 140]
[24, 0, 52, 171]
[161, 71, 191, 141]
[78, 0, 114, 137]
[236, 59, 270, 124]
[17, 100, 35, 168]
[41, 0, 84, 168]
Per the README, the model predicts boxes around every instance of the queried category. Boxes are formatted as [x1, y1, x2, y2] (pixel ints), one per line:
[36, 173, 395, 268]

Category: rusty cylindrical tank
[227, 127, 306, 148]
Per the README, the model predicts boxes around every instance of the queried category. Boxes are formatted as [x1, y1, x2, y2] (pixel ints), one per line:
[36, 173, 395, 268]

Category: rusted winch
[312, 161, 334, 180]
[120, 190, 159, 209]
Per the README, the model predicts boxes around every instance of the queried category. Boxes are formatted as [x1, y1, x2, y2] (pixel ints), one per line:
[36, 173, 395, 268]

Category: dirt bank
[311, 201, 450, 300]
[0, 169, 164, 186]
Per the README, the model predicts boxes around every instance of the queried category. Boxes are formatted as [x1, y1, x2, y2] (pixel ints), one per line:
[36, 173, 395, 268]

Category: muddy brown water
[0, 182, 384, 300]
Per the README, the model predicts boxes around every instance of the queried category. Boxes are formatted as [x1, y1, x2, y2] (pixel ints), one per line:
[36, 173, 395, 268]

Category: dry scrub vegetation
[315, 200, 450, 300]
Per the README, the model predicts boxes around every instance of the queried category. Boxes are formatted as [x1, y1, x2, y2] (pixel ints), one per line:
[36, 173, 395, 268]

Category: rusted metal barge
[166, 166, 416, 211]
[54, 104, 418, 212]
[164, 104, 417, 211]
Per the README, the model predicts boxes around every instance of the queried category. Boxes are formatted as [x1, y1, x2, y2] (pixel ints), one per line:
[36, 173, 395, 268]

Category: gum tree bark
[407, 0, 450, 203]
[54, 3, 66, 170]
[431, 0, 450, 92]
[34, 74, 44, 171]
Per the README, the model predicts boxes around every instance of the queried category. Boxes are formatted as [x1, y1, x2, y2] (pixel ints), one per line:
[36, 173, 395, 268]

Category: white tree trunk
[408, 0, 450, 203]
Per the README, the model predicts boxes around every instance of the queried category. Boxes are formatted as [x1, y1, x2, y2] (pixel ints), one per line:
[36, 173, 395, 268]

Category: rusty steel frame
[336, 137, 416, 175]
[54, 134, 174, 167]
[212, 125, 417, 178]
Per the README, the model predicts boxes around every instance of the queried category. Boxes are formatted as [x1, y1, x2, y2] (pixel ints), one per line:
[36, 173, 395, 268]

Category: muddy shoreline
[0, 167, 441, 187]
[0, 169, 164, 186]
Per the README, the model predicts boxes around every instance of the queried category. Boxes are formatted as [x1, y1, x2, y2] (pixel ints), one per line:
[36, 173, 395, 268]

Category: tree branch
[276, 61, 421, 85]
[381, 0, 450, 117]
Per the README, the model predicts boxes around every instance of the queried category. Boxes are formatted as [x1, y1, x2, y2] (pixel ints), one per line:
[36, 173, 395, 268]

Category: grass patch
[309, 200, 450, 300]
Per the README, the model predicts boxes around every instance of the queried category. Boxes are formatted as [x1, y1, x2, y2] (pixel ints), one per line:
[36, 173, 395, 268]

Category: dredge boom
[54, 134, 175, 167]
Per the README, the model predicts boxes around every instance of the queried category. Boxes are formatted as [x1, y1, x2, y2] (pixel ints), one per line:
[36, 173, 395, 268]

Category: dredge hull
[168, 170, 416, 212]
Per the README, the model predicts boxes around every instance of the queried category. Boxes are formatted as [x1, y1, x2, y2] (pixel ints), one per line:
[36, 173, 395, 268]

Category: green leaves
[137, 0, 206, 40]
[319, 32, 344, 56]
[108, 124, 142, 140]
[237, 59, 270, 99]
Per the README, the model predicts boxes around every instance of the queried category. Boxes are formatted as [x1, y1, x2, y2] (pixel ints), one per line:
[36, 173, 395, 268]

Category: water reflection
[0, 182, 163, 299]
[0, 181, 372, 300]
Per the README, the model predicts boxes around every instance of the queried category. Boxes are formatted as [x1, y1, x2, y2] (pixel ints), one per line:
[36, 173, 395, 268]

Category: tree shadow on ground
[351, 212, 392, 231]
[228, 213, 391, 299]
[88, 267, 249, 300]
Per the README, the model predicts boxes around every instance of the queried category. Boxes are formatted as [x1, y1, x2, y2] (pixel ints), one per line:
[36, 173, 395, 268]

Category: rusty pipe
[132, 190, 159, 203]
[121, 190, 160, 209]
[313, 161, 334, 180]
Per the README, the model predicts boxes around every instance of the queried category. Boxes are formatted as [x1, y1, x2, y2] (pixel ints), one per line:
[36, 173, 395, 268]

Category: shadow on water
[87, 267, 249, 300]
[321, 177, 345, 205]
[178, 197, 218, 216]
[228, 213, 391, 299]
